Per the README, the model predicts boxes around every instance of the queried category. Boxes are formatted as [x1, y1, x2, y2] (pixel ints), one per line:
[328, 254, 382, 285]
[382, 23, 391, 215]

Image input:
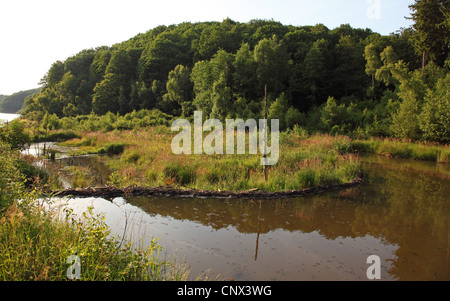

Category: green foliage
[42, 109, 172, 134]
[0, 119, 31, 150]
[419, 73, 450, 143]
[33, 131, 80, 143]
[0, 200, 188, 280]
[0, 126, 56, 208]
[285, 107, 306, 129]
[268, 92, 289, 130]
[20, 17, 448, 144]
[364, 43, 382, 89]
[409, 0, 450, 67]
[0, 141, 25, 208]
[97, 143, 126, 155]
[163, 162, 196, 186]
[254, 36, 290, 97]
[163, 65, 193, 116]
[0, 89, 39, 114]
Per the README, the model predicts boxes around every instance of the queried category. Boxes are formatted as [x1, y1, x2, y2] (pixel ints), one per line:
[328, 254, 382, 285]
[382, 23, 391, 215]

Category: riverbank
[0, 197, 190, 281]
[0, 129, 191, 281]
[351, 138, 450, 163]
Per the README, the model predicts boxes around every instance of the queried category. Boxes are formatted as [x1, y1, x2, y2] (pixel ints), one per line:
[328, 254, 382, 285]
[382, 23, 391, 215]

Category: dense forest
[23, 0, 449, 143]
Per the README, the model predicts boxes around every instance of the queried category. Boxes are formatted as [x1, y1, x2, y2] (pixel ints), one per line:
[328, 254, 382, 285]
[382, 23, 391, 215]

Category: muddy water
[51, 155, 449, 281]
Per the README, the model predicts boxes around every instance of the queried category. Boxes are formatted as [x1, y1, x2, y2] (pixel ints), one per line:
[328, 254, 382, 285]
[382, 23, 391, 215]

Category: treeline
[23, 1, 449, 143]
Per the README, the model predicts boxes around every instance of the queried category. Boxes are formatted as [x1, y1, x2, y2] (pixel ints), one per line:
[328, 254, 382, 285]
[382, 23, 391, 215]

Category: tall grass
[0, 196, 189, 281]
[60, 129, 363, 192]
[351, 138, 450, 163]
[1, 117, 191, 281]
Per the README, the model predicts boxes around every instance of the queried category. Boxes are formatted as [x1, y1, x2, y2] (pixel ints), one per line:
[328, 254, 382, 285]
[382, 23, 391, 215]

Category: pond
[46, 154, 450, 281]
[23, 142, 114, 188]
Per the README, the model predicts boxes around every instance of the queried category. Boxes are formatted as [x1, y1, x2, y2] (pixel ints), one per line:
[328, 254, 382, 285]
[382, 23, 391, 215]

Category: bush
[333, 137, 353, 154]
[0, 119, 31, 150]
[121, 149, 140, 164]
[98, 143, 126, 155]
[0, 142, 25, 209]
[419, 74, 450, 144]
[285, 107, 306, 129]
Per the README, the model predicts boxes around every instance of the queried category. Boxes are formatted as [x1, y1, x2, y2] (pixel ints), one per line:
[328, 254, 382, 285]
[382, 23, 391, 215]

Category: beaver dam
[26, 139, 449, 280]
[46, 155, 449, 281]
[52, 175, 363, 200]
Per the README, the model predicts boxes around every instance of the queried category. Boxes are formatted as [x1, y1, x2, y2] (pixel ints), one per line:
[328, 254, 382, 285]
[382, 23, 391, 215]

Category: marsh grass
[65, 166, 94, 188]
[0, 196, 190, 281]
[58, 128, 363, 192]
[1, 118, 192, 281]
[351, 138, 450, 163]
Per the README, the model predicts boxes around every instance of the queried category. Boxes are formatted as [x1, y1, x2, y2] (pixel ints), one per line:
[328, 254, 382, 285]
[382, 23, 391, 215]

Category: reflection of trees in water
[357, 164, 449, 280]
[126, 159, 449, 280]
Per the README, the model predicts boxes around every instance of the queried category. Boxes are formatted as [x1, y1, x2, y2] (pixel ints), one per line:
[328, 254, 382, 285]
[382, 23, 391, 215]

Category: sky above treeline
[0, 0, 414, 95]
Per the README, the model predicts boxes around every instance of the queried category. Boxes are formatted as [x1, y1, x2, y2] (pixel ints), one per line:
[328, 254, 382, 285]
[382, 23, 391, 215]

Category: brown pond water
[49, 155, 449, 281]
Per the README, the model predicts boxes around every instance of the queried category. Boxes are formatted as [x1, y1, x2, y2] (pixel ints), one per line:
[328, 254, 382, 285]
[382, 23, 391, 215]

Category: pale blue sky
[0, 0, 414, 95]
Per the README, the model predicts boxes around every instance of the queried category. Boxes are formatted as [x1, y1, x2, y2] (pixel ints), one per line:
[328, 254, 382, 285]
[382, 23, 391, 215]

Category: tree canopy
[22, 8, 450, 143]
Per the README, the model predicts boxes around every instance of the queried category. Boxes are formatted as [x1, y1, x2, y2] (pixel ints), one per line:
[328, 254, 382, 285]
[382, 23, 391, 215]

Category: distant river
[0, 113, 20, 123]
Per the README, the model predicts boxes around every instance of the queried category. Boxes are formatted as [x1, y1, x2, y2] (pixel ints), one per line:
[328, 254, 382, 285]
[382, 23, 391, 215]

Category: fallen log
[50, 176, 363, 200]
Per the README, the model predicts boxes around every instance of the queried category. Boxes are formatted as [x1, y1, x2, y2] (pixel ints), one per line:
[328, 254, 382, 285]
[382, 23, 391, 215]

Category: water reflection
[123, 155, 449, 281]
[50, 155, 449, 281]
[23, 142, 113, 188]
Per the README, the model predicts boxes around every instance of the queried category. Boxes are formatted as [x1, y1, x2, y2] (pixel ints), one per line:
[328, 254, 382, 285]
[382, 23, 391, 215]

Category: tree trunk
[372, 73, 375, 91]
[422, 50, 426, 75]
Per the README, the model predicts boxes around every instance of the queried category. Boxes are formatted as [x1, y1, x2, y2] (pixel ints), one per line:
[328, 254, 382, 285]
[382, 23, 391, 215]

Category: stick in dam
[51, 175, 363, 200]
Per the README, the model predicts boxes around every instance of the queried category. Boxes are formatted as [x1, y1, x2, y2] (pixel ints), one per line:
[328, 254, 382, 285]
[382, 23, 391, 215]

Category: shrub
[285, 107, 306, 129]
[98, 143, 126, 155]
[0, 142, 24, 208]
[333, 137, 353, 154]
[121, 149, 140, 164]
[0, 119, 31, 150]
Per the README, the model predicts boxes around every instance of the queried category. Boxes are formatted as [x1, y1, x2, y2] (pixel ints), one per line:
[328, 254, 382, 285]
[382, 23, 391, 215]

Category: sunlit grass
[59, 127, 363, 192]
[351, 137, 450, 163]
[0, 196, 190, 281]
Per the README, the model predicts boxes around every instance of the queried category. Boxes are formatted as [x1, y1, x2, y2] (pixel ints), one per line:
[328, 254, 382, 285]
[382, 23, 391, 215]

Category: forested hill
[0, 88, 40, 113]
[23, 5, 450, 143]
[23, 19, 413, 118]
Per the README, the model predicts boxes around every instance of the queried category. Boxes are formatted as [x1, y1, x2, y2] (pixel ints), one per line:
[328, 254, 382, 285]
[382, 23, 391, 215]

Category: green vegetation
[351, 138, 450, 162]
[21, 1, 449, 144]
[0, 88, 39, 114]
[55, 127, 362, 192]
[1, 0, 449, 281]
[0, 199, 188, 280]
[0, 119, 190, 281]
